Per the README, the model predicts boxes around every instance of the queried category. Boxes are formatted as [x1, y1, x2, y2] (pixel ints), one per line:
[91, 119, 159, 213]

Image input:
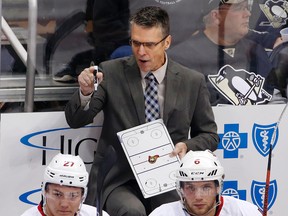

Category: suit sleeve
[187, 75, 219, 151]
[65, 80, 106, 128]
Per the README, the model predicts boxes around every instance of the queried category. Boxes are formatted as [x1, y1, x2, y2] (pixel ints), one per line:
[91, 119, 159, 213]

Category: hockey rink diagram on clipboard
[117, 119, 180, 198]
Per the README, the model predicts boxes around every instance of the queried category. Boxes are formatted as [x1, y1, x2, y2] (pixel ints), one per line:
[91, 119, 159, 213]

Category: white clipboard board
[117, 119, 180, 198]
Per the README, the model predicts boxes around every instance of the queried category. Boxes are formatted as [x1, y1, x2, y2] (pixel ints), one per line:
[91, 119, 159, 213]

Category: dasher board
[117, 119, 180, 198]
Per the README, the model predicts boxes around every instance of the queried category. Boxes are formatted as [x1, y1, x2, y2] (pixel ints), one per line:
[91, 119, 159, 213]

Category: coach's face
[130, 23, 171, 73]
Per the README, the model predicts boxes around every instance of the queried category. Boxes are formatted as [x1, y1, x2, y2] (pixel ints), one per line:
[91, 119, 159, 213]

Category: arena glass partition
[0, 0, 287, 113]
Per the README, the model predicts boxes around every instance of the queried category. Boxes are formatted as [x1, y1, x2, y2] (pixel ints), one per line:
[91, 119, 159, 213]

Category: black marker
[90, 61, 98, 90]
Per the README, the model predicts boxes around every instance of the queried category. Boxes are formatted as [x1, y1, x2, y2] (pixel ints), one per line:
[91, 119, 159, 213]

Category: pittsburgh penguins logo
[259, 0, 288, 28]
[208, 65, 272, 105]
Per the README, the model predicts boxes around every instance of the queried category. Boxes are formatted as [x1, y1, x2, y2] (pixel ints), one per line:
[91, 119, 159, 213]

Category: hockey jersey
[20, 203, 110, 216]
[149, 195, 262, 216]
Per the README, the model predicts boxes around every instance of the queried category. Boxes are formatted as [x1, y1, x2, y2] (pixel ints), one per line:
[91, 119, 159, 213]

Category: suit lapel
[123, 58, 182, 125]
[163, 60, 182, 125]
[125, 58, 146, 124]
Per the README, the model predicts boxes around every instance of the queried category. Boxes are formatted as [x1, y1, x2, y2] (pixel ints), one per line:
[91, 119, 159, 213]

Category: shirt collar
[140, 53, 168, 84]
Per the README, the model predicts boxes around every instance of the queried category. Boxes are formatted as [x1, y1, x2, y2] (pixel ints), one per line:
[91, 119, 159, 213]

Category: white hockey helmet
[43, 153, 89, 192]
[176, 150, 224, 190]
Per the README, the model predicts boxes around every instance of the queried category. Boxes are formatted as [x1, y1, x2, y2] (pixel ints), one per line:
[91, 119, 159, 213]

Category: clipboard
[117, 119, 180, 198]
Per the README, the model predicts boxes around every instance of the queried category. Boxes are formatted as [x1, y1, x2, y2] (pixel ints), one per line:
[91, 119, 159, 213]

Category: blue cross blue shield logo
[252, 123, 278, 157]
[251, 180, 277, 212]
[218, 124, 248, 158]
[222, 181, 246, 200]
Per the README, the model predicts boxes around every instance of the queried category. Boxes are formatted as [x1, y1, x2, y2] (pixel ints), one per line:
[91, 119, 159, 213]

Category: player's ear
[216, 186, 221, 194]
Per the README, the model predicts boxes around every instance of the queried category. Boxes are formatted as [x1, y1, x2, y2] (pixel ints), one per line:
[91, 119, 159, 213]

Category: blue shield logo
[252, 123, 278, 157]
[251, 180, 277, 212]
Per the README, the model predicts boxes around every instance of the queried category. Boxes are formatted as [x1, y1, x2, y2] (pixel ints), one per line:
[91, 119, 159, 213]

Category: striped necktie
[144, 72, 160, 122]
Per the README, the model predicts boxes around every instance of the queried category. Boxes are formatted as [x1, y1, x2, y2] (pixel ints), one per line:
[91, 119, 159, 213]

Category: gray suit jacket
[65, 56, 219, 208]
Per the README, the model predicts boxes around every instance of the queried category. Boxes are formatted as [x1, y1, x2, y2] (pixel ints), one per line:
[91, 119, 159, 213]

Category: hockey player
[21, 153, 109, 216]
[149, 150, 262, 216]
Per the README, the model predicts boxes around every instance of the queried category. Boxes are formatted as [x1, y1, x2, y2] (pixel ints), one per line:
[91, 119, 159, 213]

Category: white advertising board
[213, 104, 288, 215]
[0, 111, 103, 214]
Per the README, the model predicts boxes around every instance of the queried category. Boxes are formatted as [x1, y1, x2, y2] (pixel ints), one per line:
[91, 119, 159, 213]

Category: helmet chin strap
[182, 195, 221, 216]
[75, 196, 85, 216]
[42, 194, 47, 215]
